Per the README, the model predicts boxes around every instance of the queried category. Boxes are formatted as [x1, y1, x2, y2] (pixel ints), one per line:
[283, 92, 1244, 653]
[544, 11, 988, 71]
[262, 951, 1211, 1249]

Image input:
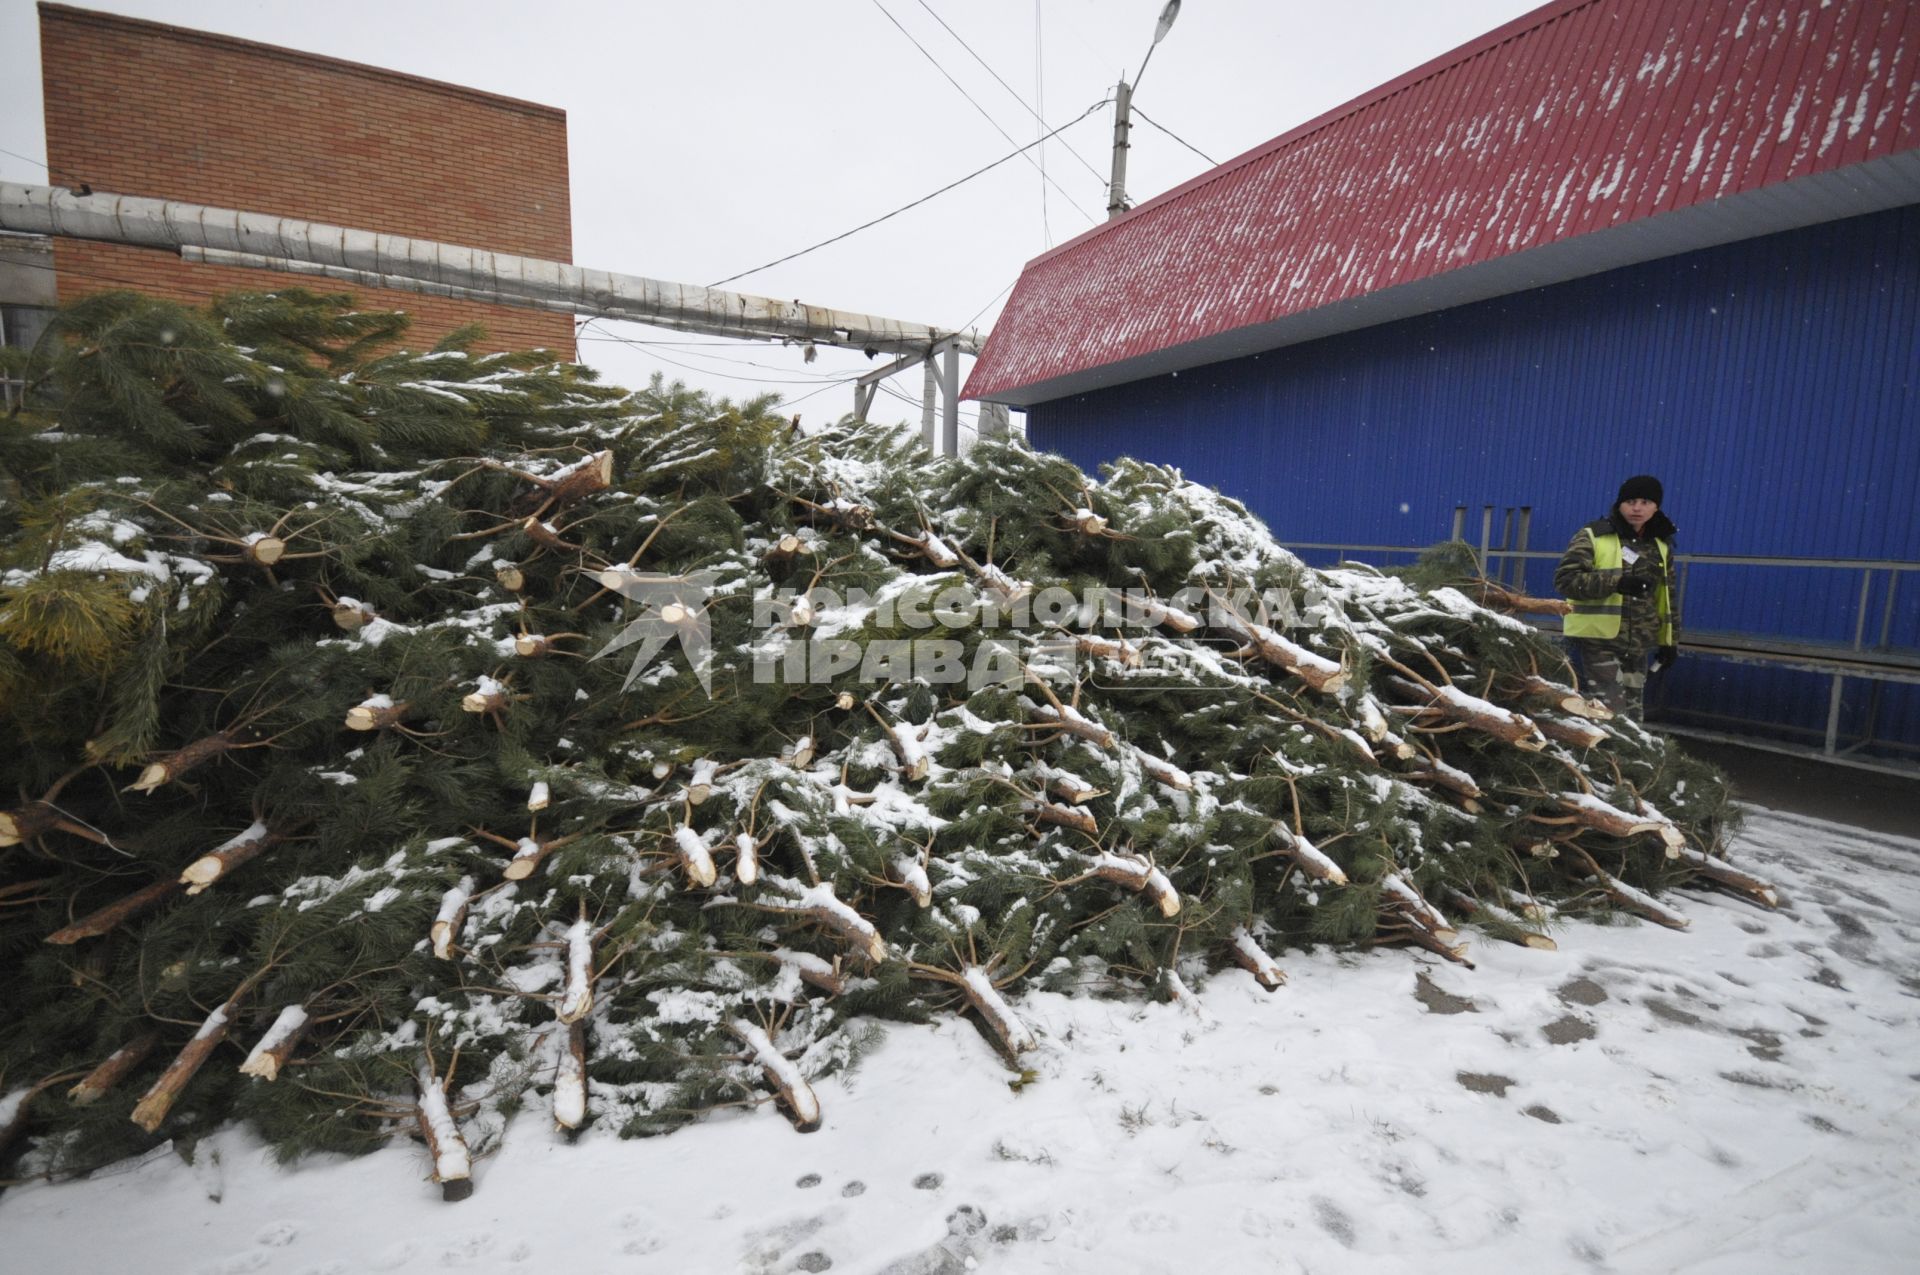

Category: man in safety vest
[1554, 475, 1678, 719]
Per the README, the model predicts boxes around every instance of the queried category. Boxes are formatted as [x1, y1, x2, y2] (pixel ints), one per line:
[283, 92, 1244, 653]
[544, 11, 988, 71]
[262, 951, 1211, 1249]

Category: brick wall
[39, 3, 575, 357]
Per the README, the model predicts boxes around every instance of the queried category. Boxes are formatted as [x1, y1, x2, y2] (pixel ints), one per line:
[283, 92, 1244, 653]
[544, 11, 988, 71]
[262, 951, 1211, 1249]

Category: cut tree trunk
[1271, 825, 1348, 884]
[889, 856, 932, 907]
[127, 731, 238, 794]
[556, 919, 594, 1024]
[242, 534, 286, 568]
[1131, 748, 1193, 791]
[1118, 592, 1201, 634]
[0, 802, 58, 845]
[730, 1020, 821, 1132]
[673, 826, 718, 888]
[1440, 887, 1557, 950]
[238, 1005, 310, 1081]
[542, 449, 614, 508]
[331, 598, 378, 631]
[869, 705, 932, 779]
[1401, 758, 1484, 801]
[344, 697, 409, 731]
[771, 947, 846, 996]
[763, 533, 808, 569]
[431, 877, 474, 959]
[554, 1020, 588, 1133]
[1087, 851, 1180, 916]
[503, 835, 566, 882]
[179, 821, 279, 895]
[69, 1033, 159, 1104]
[761, 879, 887, 964]
[1046, 773, 1100, 805]
[1228, 927, 1287, 990]
[131, 996, 242, 1132]
[951, 965, 1036, 1058]
[1388, 678, 1547, 750]
[1381, 873, 1458, 944]
[1535, 715, 1609, 749]
[1572, 849, 1690, 929]
[1210, 602, 1348, 693]
[1029, 801, 1098, 837]
[1677, 847, 1780, 909]
[1553, 792, 1687, 854]
[46, 877, 182, 944]
[1027, 701, 1115, 750]
[1507, 675, 1613, 720]
[415, 1062, 474, 1202]
[1075, 634, 1141, 668]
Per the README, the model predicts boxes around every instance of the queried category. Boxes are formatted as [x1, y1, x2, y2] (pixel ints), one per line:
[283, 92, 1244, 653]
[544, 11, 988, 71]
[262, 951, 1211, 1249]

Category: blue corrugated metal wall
[1026, 204, 1920, 752]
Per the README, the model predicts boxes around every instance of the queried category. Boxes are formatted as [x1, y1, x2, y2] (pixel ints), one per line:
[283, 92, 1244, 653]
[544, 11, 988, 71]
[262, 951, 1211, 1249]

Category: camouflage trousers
[1571, 639, 1650, 720]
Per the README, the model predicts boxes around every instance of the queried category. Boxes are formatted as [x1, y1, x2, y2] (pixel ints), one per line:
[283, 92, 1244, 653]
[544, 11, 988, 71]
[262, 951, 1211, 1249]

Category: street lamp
[1107, 0, 1183, 219]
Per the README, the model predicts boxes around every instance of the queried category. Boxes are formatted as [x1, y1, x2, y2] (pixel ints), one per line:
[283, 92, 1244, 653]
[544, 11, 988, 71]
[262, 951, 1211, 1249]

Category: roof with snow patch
[965, 0, 1920, 407]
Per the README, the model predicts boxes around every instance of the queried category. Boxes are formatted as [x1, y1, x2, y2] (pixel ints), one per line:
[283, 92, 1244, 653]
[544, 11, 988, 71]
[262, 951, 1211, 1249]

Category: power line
[913, 0, 1107, 187]
[869, 0, 1098, 223]
[1131, 104, 1220, 167]
[783, 370, 874, 408]
[959, 279, 1016, 334]
[582, 325, 855, 387]
[706, 98, 1108, 289]
[0, 144, 93, 192]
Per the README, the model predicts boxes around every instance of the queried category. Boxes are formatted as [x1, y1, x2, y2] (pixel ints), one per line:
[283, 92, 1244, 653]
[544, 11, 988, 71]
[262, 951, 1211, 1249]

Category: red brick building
[37, 2, 575, 355]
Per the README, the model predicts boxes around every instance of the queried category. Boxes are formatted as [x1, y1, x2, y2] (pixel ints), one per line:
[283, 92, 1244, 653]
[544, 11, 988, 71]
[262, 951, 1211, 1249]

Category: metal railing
[1280, 538, 1920, 769]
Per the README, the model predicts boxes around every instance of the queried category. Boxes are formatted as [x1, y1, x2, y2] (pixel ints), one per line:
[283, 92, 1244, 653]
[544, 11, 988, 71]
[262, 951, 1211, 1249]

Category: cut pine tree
[131, 995, 243, 1132]
[730, 1020, 821, 1133]
[238, 1005, 310, 1081]
[1228, 927, 1287, 990]
[179, 821, 279, 895]
[415, 1061, 474, 1202]
[69, 1033, 159, 1104]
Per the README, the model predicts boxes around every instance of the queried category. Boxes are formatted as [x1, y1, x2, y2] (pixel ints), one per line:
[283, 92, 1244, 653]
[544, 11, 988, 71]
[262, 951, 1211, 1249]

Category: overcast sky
[0, 0, 1543, 430]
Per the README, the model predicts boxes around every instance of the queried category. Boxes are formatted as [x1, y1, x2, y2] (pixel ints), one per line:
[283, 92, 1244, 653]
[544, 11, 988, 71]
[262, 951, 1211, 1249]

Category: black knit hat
[1616, 474, 1663, 506]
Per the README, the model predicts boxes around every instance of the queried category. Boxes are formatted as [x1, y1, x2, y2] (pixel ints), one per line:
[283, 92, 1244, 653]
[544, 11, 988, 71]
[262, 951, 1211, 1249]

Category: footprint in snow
[913, 1172, 943, 1190]
[367, 1241, 419, 1271]
[946, 1205, 987, 1237]
[1310, 1197, 1356, 1249]
[436, 1233, 497, 1266]
[841, 1180, 866, 1197]
[796, 1172, 823, 1188]
[255, 1221, 300, 1247]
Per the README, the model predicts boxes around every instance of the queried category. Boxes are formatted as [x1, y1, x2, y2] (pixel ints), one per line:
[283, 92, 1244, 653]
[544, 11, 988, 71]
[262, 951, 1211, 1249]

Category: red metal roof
[966, 0, 1920, 406]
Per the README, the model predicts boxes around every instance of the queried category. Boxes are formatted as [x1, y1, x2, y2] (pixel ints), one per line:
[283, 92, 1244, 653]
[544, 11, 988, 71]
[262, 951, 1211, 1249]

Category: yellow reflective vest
[1562, 531, 1673, 643]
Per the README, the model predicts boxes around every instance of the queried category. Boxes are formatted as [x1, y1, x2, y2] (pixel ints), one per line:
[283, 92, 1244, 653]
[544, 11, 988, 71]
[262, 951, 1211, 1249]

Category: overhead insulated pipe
[0, 182, 979, 357]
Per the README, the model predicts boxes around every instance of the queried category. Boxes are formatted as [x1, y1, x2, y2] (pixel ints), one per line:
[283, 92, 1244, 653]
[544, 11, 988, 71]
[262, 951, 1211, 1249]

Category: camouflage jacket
[1554, 511, 1679, 652]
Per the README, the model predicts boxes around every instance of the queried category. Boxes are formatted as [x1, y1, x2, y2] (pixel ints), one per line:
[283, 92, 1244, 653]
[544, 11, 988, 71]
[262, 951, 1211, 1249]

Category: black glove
[1616, 573, 1655, 598]
[1652, 645, 1678, 672]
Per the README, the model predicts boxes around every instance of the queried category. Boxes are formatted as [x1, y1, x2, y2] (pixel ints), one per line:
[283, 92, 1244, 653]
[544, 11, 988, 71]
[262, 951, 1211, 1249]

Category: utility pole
[1106, 0, 1183, 221]
[1107, 76, 1134, 219]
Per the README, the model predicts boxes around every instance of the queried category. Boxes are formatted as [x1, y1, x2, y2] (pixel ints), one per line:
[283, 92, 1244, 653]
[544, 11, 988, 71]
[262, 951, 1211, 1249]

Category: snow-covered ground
[4, 805, 1917, 1274]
